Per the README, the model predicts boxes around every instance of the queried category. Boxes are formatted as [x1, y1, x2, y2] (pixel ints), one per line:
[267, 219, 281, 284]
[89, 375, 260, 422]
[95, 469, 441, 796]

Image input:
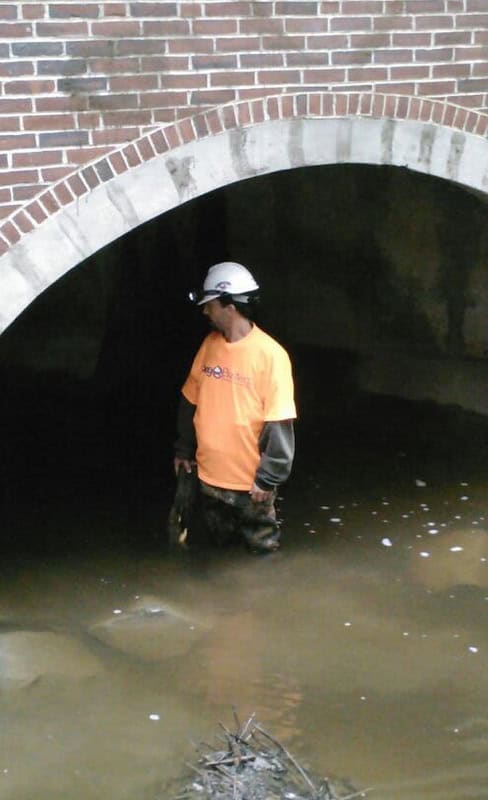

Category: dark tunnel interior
[2, 164, 488, 556]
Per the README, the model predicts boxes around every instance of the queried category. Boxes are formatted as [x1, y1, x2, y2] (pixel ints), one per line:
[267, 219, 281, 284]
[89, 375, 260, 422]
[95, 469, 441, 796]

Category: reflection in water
[1, 409, 488, 800]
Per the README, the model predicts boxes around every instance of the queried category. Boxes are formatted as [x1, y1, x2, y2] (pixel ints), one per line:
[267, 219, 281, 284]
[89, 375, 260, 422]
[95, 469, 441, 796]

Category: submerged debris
[170, 714, 371, 800]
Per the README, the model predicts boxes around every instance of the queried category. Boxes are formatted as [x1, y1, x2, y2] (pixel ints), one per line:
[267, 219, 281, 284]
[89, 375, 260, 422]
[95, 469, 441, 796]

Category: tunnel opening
[1, 163, 488, 556]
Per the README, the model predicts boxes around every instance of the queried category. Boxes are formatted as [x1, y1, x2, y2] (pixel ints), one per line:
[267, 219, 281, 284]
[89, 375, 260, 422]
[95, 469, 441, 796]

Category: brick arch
[1, 90, 488, 335]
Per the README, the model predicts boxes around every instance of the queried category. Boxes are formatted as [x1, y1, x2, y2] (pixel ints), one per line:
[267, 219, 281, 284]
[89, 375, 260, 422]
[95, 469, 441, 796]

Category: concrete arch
[1, 90, 488, 335]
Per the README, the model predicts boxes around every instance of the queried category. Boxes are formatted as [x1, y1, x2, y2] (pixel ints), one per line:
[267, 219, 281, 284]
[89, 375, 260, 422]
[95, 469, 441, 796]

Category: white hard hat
[190, 262, 259, 305]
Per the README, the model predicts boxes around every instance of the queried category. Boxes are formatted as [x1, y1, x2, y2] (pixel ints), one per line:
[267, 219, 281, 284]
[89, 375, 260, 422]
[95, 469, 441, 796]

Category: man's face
[203, 298, 229, 331]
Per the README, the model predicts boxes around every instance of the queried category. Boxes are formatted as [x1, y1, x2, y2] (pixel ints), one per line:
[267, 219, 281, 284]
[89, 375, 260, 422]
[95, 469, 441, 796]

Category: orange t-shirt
[182, 325, 296, 490]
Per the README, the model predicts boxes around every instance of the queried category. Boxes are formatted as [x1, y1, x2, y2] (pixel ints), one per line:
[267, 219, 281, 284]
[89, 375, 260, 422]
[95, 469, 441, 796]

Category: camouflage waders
[199, 481, 280, 553]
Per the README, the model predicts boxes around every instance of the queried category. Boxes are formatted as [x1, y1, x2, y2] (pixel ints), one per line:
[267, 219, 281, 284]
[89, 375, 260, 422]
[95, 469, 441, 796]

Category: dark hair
[218, 291, 260, 320]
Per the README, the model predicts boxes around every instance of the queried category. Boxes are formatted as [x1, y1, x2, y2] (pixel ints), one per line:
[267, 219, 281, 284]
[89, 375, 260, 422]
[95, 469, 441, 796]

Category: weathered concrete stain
[106, 182, 140, 230]
[446, 131, 466, 181]
[8, 243, 48, 294]
[58, 210, 92, 261]
[380, 118, 395, 165]
[229, 128, 257, 178]
[336, 118, 352, 163]
[165, 156, 197, 201]
[287, 118, 305, 168]
[418, 124, 436, 171]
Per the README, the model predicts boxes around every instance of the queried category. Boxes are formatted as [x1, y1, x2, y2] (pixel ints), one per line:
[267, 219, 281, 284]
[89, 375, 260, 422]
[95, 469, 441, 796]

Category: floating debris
[170, 715, 371, 800]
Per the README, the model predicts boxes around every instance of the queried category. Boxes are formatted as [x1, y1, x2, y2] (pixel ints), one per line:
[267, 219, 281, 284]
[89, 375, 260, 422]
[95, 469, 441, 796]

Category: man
[174, 262, 296, 553]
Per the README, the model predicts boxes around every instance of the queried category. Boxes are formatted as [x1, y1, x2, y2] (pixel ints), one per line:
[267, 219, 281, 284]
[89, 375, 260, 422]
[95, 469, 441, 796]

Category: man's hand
[174, 457, 193, 475]
[250, 481, 273, 503]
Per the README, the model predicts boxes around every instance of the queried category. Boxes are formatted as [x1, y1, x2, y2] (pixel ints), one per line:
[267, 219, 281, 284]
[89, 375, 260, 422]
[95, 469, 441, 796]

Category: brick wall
[1, 1, 487, 221]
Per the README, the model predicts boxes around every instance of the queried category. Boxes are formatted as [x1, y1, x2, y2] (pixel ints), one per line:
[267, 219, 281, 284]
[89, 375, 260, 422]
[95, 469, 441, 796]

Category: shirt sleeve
[262, 347, 297, 422]
[181, 339, 206, 405]
[256, 420, 295, 489]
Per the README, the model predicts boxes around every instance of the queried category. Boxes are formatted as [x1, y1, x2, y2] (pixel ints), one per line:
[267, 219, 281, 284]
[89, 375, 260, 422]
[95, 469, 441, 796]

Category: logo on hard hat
[215, 281, 231, 290]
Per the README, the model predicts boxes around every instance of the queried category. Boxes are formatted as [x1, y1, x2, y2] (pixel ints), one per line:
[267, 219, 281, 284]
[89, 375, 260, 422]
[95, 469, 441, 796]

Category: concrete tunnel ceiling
[1, 92, 488, 336]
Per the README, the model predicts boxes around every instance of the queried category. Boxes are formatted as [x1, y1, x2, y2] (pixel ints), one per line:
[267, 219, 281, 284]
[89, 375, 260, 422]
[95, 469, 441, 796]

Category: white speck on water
[402, 514, 409, 518]
[421, 634, 428, 638]
[429, 529, 439, 535]
[309, 529, 316, 534]
[481, 558, 487, 563]
[472, 521, 479, 525]
[360, 696, 367, 701]
[454, 515, 462, 520]
[320, 506, 330, 510]
[460, 482, 468, 486]
[344, 621, 352, 627]
[449, 594, 456, 599]
[330, 518, 341, 523]
[450, 546, 464, 552]
[371, 511, 378, 515]
[453, 728, 459, 734]
[190, 625, 195, 630]
[134, 595, 140, 599]
[468, 646, 479, 653]
[403, 632, 409, 637]
[453, 633, 460, 638]
[339, 505, 345, 509]
[416, 534, 423, 538]
[304, 522, 310, 526]
[427, 522, 436, 526]
[460, 496, 469, 501]
[2, 770, 8, 775]
[192, 782, 204, 792]
[113, 609, 122, 615]
[382, 538, 393, 547]
[382, 501, 389, 506]
[149, 714, 160, 721]
[415, 479, 426, 487]
[419, 552, 430, 558]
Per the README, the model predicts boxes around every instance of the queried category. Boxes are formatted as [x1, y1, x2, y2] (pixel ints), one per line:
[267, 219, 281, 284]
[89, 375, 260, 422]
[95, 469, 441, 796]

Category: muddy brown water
[1, 397, 488, 800]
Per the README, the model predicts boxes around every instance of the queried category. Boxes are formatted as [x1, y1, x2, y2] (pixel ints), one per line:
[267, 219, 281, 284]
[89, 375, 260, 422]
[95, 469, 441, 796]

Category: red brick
[416, 80, 456, 95]
[458, 13, 488, 26]
[303, 68, 345, 82]
[373, 50, 413, 64]
[51, 182, 74, 205]
[143, 19, 189, 35]
[23, 114, 76, 132]
[168, 38, 213, 54]
[205, 109, 223, 134]
[376, 82, 415, 95]
[257, 70, 300, 85]
[139, 91, 187, 107]
[49, 4, 99, 18]
[320, 1, 340, 10]
[194, 19, 237, 35]
[190, 89, 235, 105]
[0, 117, 20, 132]
[150, 129, 169, 153]
[128, 2, 178, 15]
[37, 21, 88, 35]
[473, 62, 488, 76]
[22, 5, 47, 20]
[180, 3, 202, 16]
[13, 209, 35, 231]
[416, 48, 453, 62]
[236, 101, 251, 125]
[276, 2, 317, 12]
[261, 36, 305, 50]
[26, 201, 47, 224]
[0, 208, 22, 222]
[251, 99, 265, 123]
[342, 0, 382, 10]
[435, 31, 471, 45]
[431, 102, 444, 124]
[39, 190, 60, 214]
[286, 18, 329, 33]
[192, 54, 236, 69]
[348, 67, 388, 81]
[335, 94, 347, 115]
[332, 50, 372, 65]
[371, 94, 384, 116]
[221, 105, 237, 129]
[5, 80, 55, 94]
[67, 173, 88, 197]
[433, 63, 470, 78]
[13, 150, 63, 167]
[164, 125, 180, 147]
[1, 221, 21, 245]
[210, 71, 255, 87]
[103, 4, 128, 16]
[240, 18, 283, 35]
[36, 95, 87, 112]
[89, 94, 138, 110]
[306, 34, 348, 50]
[142, 55, 189, 70]
[0, 22, 33, 36]
[91, 21, 140, 36]
[0, 61, 34, 78]
[331, 17, 371, 32]
[109, 151, 129, 174]
[266, 97, 280, 120]
[0, 5, 17, 19]
[415, 15, 454, 30]
[309, 93, 321, 115]
[392, 33, 431, 46]
[205, 3, 251, 15]
[0, 169, 38, 186]
[0, 188, 11, 202]
[390, 66, 429, 80]
[162, 74, 206, 89]
[135, 137, 157, 159]
[216, 37, 261, 52]
[94, 159, 115, 182]
[101, 109, 152, 126]
[0, 98, 32, 113]
[0, 236, 10, 255]
[92, 127, 140, 145]
[109, 75, 158, 92]
[77, 112, 100, 128]
[153, 108, 176, 122]
[66, 146, 112, 165]
[243, 53, 284, 67]
[38, 167, 70, 184]
[13, 183, 41, 203]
